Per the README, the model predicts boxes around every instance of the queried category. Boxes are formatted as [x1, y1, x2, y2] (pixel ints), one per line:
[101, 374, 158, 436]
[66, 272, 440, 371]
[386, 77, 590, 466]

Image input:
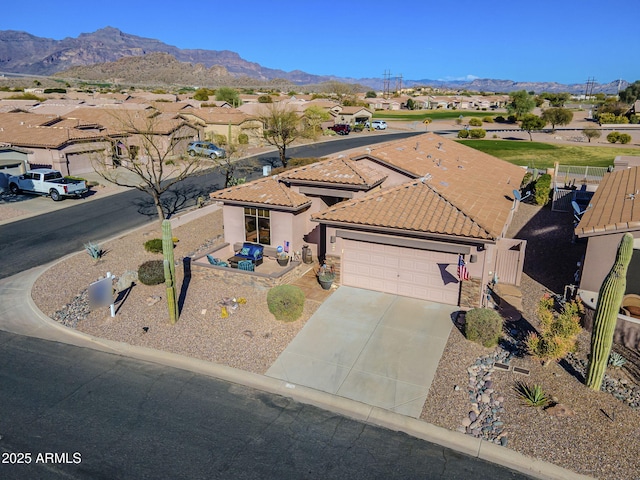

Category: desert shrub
[464, 308, 503, 347]
[238, 133, 249, 144]
[468, 128, 486, 138]
[533, 173, 551, 206]
[619, 133, 632, 144]
[457, 129, 469, 138]
[213, 133, 227, 146]
[469, 117, 483, 127]
[483, 116, 494, 123]
[507, 115, 517, 123]
[137, 260, 165, 286]
[630, 114, 639, 124]
[525, 295, 582, 365]
[144, 238, 163, 253]
[607, 131, 621, 143]
[494, 115, 506, 123]
[267, 285, 305, 322]
[521, 171, 533, 189]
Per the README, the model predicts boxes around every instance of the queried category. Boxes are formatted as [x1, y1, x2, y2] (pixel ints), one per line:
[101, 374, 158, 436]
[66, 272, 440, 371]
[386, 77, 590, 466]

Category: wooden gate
[495, 238, 527, 286]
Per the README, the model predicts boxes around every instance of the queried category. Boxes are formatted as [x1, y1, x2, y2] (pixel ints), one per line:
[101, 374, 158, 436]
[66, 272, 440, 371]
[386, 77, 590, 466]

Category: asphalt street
[0, 133, 420, 279]
[0, 330, 534, 480]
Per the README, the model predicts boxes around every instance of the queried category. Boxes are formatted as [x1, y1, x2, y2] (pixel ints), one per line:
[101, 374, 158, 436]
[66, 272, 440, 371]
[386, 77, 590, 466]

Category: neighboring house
[575, 165, 640, 295]
[0, 107, 198, 175]
[209, 133, 526, 307]
[179, 107, 263, 145]
[575, 165, 640, 350]
[0, 145, 29, 192]
[0, 111, 110, 174]
[329, 106, 372, 125]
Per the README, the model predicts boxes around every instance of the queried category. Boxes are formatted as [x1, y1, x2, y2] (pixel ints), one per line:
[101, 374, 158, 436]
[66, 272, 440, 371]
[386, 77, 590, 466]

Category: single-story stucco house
[209, 133, 527, 307]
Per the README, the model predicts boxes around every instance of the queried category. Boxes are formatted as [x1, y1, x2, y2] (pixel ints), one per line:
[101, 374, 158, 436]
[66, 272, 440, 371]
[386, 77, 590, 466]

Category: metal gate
[495, 238, 527, 286]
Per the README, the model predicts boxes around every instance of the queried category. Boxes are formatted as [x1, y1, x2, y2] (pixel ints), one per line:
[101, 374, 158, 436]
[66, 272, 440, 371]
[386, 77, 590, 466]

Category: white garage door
[342, 239, 460, 305]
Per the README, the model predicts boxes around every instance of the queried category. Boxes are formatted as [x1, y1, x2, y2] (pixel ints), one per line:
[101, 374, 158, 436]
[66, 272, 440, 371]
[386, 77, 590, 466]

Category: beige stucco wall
[580, 232, 640, 292]
[220, 204, 312, 257]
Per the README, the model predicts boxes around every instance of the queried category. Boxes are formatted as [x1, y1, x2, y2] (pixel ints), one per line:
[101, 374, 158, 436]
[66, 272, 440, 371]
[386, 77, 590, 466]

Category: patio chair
[238, 260, 254, 272]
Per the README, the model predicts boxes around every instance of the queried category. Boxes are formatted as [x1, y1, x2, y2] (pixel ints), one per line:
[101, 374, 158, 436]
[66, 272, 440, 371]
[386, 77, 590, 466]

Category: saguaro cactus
[162, 220, 179, 324]
[586, 233, 633, 390]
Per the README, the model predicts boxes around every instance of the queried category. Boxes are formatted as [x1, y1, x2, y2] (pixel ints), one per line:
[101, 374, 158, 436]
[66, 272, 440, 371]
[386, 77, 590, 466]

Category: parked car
[371, 120, 387, 130]
[8, 169, 88, 201]
[328, 124, 351, 135]
[187, 141, 226, 159]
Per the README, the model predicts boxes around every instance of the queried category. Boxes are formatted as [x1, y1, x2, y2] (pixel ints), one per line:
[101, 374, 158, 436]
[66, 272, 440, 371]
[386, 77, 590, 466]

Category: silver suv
[187, 141, 226, 159]
[371, 120, 387, 130]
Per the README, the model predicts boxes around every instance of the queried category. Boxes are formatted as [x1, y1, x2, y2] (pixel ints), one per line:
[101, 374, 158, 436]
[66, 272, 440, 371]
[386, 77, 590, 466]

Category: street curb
[0, 262, 592, 480]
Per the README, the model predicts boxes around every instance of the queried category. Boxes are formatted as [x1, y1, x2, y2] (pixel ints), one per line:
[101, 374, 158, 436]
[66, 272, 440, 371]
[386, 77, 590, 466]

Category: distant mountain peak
[0, 28, 627, 93]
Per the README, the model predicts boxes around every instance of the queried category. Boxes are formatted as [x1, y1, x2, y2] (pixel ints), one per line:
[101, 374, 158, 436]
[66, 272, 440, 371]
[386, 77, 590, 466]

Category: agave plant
[84, 241, 104, 260]
[514, 381, 549, 407]
[608, 352, 627, 368]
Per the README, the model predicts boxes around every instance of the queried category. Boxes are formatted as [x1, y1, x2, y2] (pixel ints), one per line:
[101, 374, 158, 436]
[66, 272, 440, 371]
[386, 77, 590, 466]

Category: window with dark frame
[244, 207, 270, 244]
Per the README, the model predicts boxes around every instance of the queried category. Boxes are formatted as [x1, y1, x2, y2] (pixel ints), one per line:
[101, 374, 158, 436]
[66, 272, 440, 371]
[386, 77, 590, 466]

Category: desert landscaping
[27, 197, 640, 480]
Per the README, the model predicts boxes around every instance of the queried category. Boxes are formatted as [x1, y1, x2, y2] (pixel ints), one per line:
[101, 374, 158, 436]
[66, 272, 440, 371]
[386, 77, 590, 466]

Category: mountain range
[0, 27, 628, 94]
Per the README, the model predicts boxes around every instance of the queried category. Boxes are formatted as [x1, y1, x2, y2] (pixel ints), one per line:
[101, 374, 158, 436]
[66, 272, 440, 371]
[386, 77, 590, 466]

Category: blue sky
[2, 0, 639, 85]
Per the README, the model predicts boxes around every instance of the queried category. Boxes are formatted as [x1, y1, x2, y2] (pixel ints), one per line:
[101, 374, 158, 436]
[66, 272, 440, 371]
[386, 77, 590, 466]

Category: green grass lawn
[457, 139, 639, 169]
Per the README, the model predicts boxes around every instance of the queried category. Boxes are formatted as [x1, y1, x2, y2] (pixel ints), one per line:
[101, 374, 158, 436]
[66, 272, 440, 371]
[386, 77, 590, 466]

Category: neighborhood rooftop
[576, 165, 640, 237]
[351, 133, 526, 239]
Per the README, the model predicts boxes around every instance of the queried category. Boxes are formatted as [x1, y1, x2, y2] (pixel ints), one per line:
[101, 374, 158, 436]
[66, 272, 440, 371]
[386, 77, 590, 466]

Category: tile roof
[312, 180, 494, 240]
[351, 133, 525, 238]
[209, 176, 311, 209]
[180, 107, 253, 125]
[280, 157, 386, 188]
[0, 112, 105, 148]
[575, 166, 640, 237]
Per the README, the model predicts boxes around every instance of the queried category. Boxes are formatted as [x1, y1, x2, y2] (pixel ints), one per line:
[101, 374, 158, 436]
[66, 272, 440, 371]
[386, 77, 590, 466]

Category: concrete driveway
[267, 286, 457, 418]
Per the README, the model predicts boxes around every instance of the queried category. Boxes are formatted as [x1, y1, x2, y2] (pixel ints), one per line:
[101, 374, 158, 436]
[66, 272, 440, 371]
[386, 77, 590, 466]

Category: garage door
[342, 239, 460, 305]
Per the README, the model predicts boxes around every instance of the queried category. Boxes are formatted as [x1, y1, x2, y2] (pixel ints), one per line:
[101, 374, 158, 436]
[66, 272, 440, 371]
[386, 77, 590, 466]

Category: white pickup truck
[8, 168, 88, 201]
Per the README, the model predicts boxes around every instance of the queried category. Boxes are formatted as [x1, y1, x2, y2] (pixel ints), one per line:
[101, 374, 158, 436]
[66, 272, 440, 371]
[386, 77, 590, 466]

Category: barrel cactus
[585, 233, 633, 390]
[162, 220, 179, 324]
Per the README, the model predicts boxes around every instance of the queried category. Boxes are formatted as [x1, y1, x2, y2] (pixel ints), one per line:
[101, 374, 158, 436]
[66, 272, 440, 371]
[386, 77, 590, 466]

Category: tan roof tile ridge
[313, 180, 494, 239]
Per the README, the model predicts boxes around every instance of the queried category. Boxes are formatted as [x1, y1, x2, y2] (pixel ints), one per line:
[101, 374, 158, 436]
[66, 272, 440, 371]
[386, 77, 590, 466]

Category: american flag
[457, 255, 469, 281]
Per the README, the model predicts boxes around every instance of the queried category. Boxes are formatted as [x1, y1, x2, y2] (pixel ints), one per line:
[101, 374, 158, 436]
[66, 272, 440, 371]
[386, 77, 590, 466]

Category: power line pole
[383, 70, 391, 99]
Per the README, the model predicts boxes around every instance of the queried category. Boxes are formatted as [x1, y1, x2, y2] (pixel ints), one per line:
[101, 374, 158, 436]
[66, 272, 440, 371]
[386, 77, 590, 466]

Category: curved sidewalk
[0, 265, 593, 480]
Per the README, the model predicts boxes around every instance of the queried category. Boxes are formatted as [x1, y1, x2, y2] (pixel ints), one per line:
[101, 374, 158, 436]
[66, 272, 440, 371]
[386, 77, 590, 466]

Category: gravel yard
[30, 201, 640, 480]
[32, 208, 318, 374]
[421, 203, 640, 480]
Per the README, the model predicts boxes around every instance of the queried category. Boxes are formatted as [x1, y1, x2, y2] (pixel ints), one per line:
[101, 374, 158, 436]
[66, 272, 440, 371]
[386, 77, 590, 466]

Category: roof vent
[414, 142, 420, 150]
[420, 174, 432, 183]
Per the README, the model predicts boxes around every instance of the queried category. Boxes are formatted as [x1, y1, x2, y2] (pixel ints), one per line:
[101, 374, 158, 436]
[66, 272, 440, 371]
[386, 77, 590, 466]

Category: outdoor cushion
[236, 243, 263, 261]
[207, 255, 228, 267]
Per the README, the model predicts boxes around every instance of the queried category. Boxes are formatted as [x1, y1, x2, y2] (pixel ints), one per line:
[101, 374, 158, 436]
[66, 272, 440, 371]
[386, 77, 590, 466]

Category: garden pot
[318, 279, 333, 290]
[277, 258, 289, 266]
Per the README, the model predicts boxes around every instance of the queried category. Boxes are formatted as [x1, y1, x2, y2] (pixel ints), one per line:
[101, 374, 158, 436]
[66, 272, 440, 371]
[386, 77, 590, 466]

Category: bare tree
[92, 111, 201, 221]
[256, 104, 302, 168]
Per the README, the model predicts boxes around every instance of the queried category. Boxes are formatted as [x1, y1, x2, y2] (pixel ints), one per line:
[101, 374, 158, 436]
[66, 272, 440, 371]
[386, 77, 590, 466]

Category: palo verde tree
[303, 105, 331, 138]
[619, 80, 640, 104]
[541, 107, 573, 130]
[257, 103, 302, 168]
[216, 87, 242, 107]
[92, 111, 202, 221]
[507, 90, 536, 120]
[520, 113, 546, 141]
